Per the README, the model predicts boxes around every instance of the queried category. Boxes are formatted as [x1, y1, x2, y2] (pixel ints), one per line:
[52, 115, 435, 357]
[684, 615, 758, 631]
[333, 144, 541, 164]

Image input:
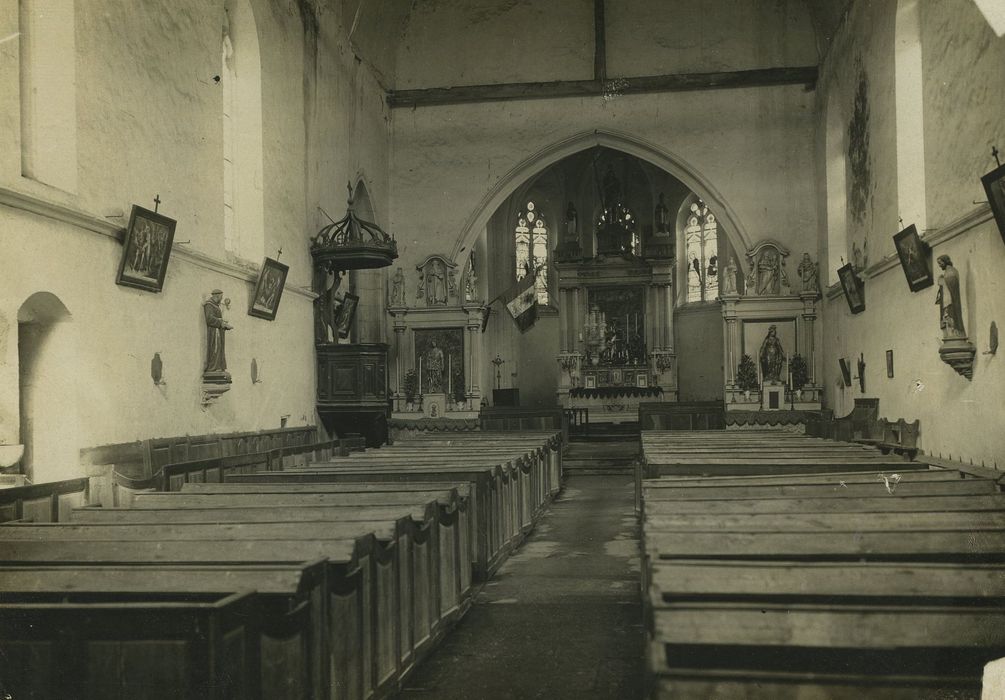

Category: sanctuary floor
[400, 475, 644, 699]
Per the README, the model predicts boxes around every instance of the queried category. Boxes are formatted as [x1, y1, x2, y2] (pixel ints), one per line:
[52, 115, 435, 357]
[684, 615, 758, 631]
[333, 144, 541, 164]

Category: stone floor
[400, 475, 644, 699]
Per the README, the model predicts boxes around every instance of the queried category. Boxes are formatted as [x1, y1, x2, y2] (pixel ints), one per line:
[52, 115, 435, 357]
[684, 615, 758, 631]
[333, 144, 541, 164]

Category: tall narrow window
[684, 199, 719, 303]
[825, 90, 848, 285]
[895, 0, 927, 232]
[515, 202, 549, 304]
[19, 0, 78, 193]
[221, 0, 265, 262]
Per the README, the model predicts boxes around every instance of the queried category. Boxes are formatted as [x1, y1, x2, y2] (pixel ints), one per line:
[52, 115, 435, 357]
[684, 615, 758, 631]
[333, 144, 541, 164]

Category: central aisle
[401, 475, 644, 699]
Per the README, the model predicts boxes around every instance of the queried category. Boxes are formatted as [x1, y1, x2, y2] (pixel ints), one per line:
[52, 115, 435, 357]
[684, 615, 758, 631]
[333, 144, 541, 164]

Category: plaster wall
[0, 0, 394, 480]
[817, 0, 1005, 468]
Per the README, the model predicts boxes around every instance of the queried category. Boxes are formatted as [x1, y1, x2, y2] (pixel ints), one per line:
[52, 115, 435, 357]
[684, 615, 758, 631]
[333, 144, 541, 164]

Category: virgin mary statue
[759, 325, 784, 383]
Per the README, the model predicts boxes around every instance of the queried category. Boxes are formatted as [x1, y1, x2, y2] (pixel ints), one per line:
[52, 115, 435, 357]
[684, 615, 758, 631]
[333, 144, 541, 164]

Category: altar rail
[479, 407, 568, 444]
[639, 402, 726, 431]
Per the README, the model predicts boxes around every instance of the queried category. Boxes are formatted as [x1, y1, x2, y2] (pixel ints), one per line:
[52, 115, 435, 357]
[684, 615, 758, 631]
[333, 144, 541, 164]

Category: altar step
[564, 439, 639, 476]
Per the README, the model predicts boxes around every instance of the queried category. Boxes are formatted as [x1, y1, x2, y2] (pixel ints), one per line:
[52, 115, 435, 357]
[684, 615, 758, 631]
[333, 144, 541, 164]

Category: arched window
[515, 202, 549, 304]
[683, 198, 719, 303]
[222, 0, 264, 262]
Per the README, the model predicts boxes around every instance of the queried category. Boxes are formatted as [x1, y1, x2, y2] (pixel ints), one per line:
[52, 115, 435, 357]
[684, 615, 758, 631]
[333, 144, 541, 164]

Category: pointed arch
[448, 129, 752, 264]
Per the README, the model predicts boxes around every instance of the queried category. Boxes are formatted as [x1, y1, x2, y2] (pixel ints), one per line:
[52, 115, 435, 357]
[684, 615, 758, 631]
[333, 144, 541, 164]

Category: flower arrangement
[736, 354, 759, 391]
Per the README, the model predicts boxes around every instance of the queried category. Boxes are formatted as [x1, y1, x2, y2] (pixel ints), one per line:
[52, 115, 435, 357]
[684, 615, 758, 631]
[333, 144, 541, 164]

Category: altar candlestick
[448, 356, 452, 395]
[418, 358, 423, 394]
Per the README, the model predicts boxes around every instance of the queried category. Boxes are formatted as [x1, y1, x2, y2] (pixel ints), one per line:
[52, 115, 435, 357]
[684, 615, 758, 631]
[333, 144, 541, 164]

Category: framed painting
[837, 263, 865, 314]
[116, 205, 176, 292]
[248, 257, 289, 320]
[981, 162, 1005, 245]
[334, 292, 359, 339]
[893, 224, 933, 291]
[838, 357, 852, 387]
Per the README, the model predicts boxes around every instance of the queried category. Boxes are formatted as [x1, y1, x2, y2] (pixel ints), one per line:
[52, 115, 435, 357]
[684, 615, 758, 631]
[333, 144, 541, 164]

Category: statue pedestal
[201, 371, 232, 405]
[423, 393, 447, 418]
[939, 337, 976, 380]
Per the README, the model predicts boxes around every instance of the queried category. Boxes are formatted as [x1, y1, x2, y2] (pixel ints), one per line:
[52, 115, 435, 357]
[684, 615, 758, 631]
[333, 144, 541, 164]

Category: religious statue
[448, 267, 458, 299]
[797, 253, 819, 293]
[602, 166, 622, 220]
[425, 341, 445, 393]
[390, 267, 406, 307]
[936, 255, 965, 338]
[759, 325, 784, 383]
[654, 193, 670, 236]
[723, 256, 738, 294]
[564, 202, 578, 241]
[464, 255, 479, 302]
[427, 259, 447, 306]
[416, 271, 425, 300]
[203, 289, 233, 381]
[746, 257, 757, 295]
[757, 249, 780, 295]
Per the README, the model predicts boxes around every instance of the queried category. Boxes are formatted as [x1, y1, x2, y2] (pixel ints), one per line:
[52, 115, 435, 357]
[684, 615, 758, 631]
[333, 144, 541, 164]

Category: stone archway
[449, 129, 752, 264]
[17, 292, 80, 484]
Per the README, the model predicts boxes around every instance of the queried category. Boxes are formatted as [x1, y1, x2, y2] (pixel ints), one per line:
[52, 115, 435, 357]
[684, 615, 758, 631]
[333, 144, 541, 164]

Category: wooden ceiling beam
[386, 66, 818, 109]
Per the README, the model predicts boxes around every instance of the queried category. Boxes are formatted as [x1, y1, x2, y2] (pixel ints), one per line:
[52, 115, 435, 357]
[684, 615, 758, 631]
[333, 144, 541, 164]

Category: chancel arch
[16, 292, 80, 485]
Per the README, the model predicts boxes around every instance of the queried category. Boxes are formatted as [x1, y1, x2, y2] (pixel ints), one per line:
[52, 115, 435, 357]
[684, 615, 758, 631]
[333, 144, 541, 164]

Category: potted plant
[790, 354, 808, 399]
[402, 369, 418, 410]
[736, 354, 758, 400]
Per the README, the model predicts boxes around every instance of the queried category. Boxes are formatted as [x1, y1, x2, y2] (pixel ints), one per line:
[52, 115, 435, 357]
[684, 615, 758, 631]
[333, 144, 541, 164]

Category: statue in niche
[203, 289, 233, 380]
[564, 202, 578, 240]
[448, 267, 458, 299]
[425, 340, 445, 393]
[390, 267, 406, 307]
[759, 325, 784, 383]
[936, 255, 966, 338]
[746, 257, 757, 295]
[723, 256, 738, 294]
[757, 249, 780, 295]
[654, 193, 670, 236]
[798, 253, 819, 293]
[427, 259, 447, 306]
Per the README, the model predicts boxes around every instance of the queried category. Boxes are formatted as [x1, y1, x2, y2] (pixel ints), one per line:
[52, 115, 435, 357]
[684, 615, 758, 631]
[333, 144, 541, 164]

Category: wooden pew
[0, 558, 335, 698]
[0, 540, 363, 700]
[69, 503, 439, 682]
[129, 489, 471, 624]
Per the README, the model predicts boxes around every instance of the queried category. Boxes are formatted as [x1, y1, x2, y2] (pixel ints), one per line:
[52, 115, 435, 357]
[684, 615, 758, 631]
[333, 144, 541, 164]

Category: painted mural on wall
[847, 65, 872, 227]
[414, 328, 465, 402]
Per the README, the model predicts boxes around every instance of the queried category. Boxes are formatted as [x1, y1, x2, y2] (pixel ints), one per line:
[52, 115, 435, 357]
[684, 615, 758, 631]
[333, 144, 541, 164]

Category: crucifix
[994, 146, 1001, 168]
[153, 194, 161, 213]
[491, 354, 505, 389]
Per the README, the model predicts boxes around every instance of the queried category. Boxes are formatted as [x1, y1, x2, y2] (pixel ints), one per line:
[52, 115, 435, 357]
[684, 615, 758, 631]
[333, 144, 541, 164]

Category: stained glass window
[515, 202, 549, 305]
[684, 199, 719, 303]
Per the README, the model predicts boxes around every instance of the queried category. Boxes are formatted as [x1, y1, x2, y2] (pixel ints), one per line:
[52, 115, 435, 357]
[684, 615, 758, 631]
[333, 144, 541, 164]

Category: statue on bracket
[564, 202, 578, 240]
[759, 325, 784, 383]
[202, 289, 233, 404]
[464, 253, 480, 303]
[654, 193, 670, 236]
[797, 253, 819, 294]
[935, 254, 976, 379]
[389, 267, 407, 307]
[723, 256, 739, 294]
[415, 254, 459, 307]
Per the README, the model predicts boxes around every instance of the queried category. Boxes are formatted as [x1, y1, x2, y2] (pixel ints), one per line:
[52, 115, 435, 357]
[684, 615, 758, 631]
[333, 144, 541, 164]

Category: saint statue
[427, 260, 447, 305]
[745, 257, 757, 296]
[448, 267, 458, 298]
[203, 289, 233, 380]
[654, 193, 670, 236]
[723, 256, 738, 294]
[425, 340, 445, 393]
[759, 325, 784, 383]
[464, 255, 479, 302]
[756, 249, 779, 295]
[390, 267, 406, 307]
[564, 202, 578, 241]
[797, 253, 818, 293]
[936, 255, 965, 338]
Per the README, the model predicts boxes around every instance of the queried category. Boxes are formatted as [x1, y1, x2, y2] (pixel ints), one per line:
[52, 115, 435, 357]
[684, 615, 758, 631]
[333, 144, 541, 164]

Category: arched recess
[449, 129, 752, 266]
[17, 292, 80, 484]
[352, 179, 386, 343]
